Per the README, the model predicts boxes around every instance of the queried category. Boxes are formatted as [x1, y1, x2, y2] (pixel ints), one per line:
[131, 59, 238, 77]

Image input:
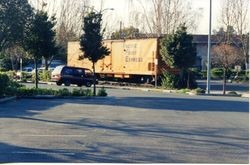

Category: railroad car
[67, 38, 171, 83]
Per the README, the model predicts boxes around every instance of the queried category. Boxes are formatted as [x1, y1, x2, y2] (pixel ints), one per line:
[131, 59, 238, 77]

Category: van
[51, 65, 95, 87]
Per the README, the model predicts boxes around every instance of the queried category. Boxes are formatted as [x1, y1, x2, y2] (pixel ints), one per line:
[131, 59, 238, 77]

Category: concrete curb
[24, 81, 249, 98]
[0, 96, 16, 104]
[19, 95, 107, 100]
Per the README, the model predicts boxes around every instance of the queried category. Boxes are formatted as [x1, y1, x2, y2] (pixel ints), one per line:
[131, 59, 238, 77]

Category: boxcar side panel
[67, 38, 162, 77]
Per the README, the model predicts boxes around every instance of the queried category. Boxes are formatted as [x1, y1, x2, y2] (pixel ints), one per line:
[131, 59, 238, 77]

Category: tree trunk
[179, 69, 184, 88]
[187, 69, 190, 89]
[93, 62, 96, 96]
[222, 68, 226, 95]
[34, 59, 38, 89]
[45, 58, 48, 70]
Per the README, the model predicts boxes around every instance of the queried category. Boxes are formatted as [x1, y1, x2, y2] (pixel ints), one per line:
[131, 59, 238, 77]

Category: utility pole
[206, 0, 212, 94]
[155, 58, 158, 88]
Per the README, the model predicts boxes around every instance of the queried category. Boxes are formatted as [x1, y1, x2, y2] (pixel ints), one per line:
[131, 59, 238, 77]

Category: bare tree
[219, 0, 249, 75]
[212, 44, 243, 94]
[128, 0, 202, 36]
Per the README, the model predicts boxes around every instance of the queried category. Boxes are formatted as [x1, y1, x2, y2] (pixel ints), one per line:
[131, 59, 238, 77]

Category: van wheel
[64, 80, 71, 86]
[56, 81, 62, 86]
[85, 81, 92, 87]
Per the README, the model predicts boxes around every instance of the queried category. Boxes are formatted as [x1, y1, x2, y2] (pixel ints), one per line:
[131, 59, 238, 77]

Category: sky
[92, 0, 249, 34]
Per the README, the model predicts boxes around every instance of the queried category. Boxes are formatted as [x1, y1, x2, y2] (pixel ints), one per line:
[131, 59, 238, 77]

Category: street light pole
[206, 0, 212, 94]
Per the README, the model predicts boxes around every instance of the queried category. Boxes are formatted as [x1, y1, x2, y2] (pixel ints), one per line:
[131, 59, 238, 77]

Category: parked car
[31, 67, 54, 74]
[51, 65, 96, 87]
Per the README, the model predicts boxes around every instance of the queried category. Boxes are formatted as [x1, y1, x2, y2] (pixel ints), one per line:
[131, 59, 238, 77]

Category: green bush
[57, 88, 71, 96]
[39, 70, 51, 82]
[16, 87, 58, 97]
[211, 68, 223, 79]
[72, 88, 82, 96]
[195, 88, 206, 94]
[201, 70, 207, 79]
[177, 88, 191, 94]
[227, 91, 238, 96]
[97, 87, 108, 96]
[83, 89, 93, 96]
[0, 73, 10, 96]
[191, 68, 202, 79]
[161, 71, 178, 89]
[20, 71, 32, 82]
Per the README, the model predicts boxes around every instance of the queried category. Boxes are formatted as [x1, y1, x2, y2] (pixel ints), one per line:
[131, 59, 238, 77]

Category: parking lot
[0, 89, 249, 163]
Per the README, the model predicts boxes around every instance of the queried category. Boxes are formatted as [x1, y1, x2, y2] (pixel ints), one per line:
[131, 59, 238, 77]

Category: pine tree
[160, 25, 196, 88]
[80, 12, 110, 96]
[24, 11, 57, 88]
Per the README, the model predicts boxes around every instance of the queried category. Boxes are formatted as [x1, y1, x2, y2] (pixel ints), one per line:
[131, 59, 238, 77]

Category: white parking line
[12, 151, 75, 155]
[20, 134, 87, 137]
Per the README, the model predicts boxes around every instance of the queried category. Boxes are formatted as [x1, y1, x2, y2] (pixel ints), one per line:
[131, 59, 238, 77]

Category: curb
[0, 96, 16, 104]
[19, 95, 107, 100]
[24, 81, 249, 98]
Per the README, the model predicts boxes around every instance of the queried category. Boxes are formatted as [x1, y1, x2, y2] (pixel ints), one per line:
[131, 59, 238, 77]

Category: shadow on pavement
[0, 96, 248, 163]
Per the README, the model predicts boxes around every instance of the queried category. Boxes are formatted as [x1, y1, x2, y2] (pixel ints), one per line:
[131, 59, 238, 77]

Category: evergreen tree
[24, 11, 57, 88]
[80, 12, 110, 96]
[0, 0, 33, 51]
[160, 25, 197, 89]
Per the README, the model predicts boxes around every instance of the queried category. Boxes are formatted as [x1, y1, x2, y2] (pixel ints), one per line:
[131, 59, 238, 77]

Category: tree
[219, 0, 249, 76]
[160, 25, 196, 89]
[24, 10, 58, 88]
[111, 26, 140, 39]
[0, 0, 33, 50]
[212, 44, 243, 95]
[80, 12, 110, 96]
[129, 0, 203, 35]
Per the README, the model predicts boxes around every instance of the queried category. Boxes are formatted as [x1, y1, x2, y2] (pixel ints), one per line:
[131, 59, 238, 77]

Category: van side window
[74, 69, 85, 76]
[62, 68, 73, 75]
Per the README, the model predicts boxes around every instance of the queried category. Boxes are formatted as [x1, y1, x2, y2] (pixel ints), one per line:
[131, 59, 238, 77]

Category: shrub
[0, 73, 10, 96]
[161, 71, 178, 89]
[211, 68, 223, 79]
[177, 88, 191, 94]
[57, 88, 71, 96]
[191, 68, 202, 79]
[97, 87, 108, 96]
[5, 71, 16, 80]
[195, 88, 206, 94]
[39, 70, 51, 82]
[227, 91, 238, 96]
[201, 70, 207, 79]
[15, 87, 58, 97]
[83, 89, 93, 96]
[72, 88, 82, 96]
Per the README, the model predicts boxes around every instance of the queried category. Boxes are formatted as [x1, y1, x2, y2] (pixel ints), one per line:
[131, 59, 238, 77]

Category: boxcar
[67, 38, 170, 83]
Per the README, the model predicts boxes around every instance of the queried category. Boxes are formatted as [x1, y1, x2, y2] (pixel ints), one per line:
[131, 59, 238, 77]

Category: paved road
[197, 80, 249, 93]
[0, 88, 249, 163]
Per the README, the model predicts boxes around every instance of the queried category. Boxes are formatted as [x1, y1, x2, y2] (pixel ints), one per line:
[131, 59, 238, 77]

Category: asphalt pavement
[0, 87, 248, 163]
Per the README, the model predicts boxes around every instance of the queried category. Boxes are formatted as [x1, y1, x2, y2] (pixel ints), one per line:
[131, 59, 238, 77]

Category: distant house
[192, 34, 249, 70]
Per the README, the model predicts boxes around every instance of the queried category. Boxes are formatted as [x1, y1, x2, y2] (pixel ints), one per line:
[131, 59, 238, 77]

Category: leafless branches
[219, 0, 249, 71]
[128, 0, 202, 36]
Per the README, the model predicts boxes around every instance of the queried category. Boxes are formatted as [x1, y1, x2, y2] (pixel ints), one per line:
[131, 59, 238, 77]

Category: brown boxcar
[67, 38, 169, 82]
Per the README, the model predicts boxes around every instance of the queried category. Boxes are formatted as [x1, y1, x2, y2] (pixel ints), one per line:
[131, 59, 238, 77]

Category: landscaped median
[0, 86, 107, 100]
[0, 72, 108, 103]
